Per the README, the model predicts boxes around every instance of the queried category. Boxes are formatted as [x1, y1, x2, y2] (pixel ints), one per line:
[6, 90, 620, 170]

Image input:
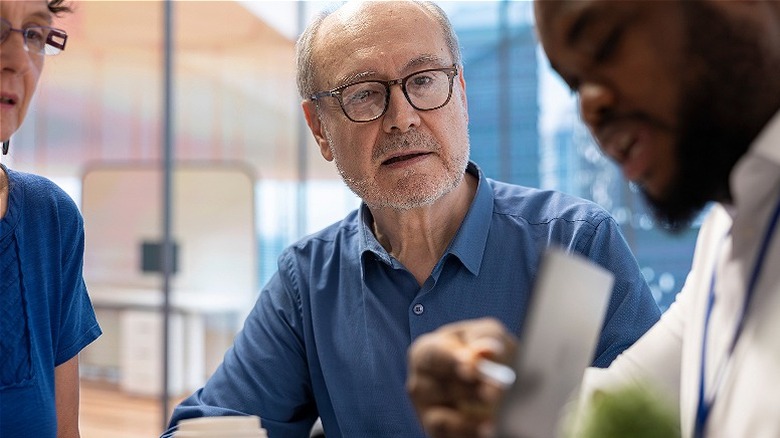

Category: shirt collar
[728, 109, 780, 219]
[750, 109, 780, 165]
[445, 161, 492, 276]
[357, 161, 493, 276]
[359, 204, 391, 265]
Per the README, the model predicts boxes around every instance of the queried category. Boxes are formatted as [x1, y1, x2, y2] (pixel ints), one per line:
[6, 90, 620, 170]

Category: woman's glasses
[0, 17, 67, 56]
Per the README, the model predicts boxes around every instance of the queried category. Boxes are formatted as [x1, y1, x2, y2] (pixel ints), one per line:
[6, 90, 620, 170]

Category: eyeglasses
[0, 17, 67, 56]
[311, 66, 459, 123]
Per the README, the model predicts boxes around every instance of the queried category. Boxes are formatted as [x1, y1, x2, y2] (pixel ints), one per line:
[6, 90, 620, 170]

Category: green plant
[573, 384, 680, 438]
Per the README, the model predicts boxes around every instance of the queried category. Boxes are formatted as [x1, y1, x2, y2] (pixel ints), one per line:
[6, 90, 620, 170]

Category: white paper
[495, 247, 614, 438]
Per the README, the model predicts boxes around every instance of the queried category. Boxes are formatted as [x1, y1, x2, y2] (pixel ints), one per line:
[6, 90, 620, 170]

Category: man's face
[535, 0, 760, 230]
[302, 2, 470, 211]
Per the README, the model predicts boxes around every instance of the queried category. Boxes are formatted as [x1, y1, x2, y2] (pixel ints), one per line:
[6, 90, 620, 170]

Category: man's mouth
[0, 96, 16, 105]
[382, 152, 430, 165]
[599, 127, 649, 183]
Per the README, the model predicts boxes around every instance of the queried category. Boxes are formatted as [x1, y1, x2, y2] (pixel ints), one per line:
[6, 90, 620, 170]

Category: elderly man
[407, 1, 780, 437]
[164, 1, 659, 437]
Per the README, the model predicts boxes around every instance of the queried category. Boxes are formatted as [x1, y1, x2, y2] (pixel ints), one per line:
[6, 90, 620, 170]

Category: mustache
[372, 130, 439, 161]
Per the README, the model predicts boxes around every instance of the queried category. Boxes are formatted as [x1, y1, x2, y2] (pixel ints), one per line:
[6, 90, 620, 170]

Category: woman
[1, 1, 101, 436]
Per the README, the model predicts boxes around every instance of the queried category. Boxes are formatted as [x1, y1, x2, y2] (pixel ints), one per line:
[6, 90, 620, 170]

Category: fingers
[457, 318, 518, 365]
[408, 326, 476, 383]
[408, 317, 516, 377]
[419, 407, 494, 438]
[407, 318, 519, 438]
[406, 362, 488, 410]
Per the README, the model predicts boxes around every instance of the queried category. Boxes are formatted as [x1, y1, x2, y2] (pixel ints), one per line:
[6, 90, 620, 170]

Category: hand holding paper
[407, 248, 614, 438]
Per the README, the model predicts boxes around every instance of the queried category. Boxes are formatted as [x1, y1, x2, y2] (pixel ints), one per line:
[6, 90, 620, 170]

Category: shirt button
[413, 303, 425, 315]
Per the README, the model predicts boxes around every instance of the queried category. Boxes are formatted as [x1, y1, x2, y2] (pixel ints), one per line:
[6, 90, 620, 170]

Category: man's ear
[302, 100, 334, 161]
[457, 67, 468, 122]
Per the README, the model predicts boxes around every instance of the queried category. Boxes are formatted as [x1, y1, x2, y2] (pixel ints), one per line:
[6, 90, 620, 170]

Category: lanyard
[694, 195, 780, 438]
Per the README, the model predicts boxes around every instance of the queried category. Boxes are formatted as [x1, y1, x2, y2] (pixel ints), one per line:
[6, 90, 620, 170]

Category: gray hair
[295, 1, 462, 100]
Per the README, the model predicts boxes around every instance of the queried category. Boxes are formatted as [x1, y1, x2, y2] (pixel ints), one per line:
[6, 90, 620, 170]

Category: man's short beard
[640, 88, 737, 233]
[326, 128, 469, 211]
[641, 1, 759, 233]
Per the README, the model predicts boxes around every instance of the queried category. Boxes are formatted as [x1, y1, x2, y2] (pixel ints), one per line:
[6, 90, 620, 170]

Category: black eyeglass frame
[310, 65, 459, 123]
[0, 17, 68, 55]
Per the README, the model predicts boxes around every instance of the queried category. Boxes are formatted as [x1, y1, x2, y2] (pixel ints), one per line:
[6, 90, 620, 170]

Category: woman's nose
[0, 30, 32, 74]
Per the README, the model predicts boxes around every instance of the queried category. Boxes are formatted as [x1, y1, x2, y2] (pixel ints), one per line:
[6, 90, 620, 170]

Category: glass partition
[3, 1, 696, 436]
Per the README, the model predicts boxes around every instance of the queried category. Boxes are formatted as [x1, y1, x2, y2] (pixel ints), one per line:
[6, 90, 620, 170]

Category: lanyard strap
[694, 195, 780, 438]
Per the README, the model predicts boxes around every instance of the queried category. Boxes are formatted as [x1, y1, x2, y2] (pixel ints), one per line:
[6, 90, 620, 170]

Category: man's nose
[578, 81, 616, 129]
[382, 85, 421, 133]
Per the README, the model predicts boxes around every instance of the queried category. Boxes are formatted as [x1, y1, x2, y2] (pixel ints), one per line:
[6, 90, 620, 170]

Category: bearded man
[407, 2, 780, 437]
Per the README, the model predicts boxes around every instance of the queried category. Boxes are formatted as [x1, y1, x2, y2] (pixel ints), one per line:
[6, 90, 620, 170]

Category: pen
[476, 358, 516, 389]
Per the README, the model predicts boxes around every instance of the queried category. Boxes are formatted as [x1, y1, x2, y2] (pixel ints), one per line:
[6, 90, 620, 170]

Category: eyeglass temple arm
[47, 29, 67, 51]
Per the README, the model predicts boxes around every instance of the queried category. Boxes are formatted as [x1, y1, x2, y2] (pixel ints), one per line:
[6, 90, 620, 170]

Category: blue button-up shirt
[167, 162, 660, 438]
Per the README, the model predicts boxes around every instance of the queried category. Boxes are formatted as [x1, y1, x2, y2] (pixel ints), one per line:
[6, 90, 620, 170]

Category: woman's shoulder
[7, 168, 82, 221]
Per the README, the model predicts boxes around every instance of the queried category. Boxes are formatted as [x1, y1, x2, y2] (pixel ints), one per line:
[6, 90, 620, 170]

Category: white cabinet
[119, 310, 185, 396]
[80, 165, 256, 397]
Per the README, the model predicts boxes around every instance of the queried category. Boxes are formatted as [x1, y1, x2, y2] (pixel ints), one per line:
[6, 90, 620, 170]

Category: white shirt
[581, 109, 780, 438]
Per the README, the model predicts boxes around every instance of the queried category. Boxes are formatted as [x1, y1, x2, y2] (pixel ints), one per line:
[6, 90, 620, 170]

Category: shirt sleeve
[55, 204, 102, 366]
[578, 215, 662, 368]
[576, 205, 730, 428]
[165, 255, 318, 438]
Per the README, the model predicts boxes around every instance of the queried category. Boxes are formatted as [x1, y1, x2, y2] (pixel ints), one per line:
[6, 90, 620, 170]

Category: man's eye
[411, 76, 433, 87]
[346, 89, 380, 104]
[593, 27, 623, 62]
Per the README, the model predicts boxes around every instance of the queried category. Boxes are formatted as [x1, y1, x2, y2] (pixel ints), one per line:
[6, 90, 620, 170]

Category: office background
[3, 1, 698, 436]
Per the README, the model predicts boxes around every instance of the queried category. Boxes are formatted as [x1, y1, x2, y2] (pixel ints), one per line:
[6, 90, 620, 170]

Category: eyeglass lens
[341, 69, 453, 122]
[0, 18, 66, 55]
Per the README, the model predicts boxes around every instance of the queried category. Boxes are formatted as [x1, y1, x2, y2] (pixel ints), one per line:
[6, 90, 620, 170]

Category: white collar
[749, 109, 780, 164]
[728, 109, 780, 219]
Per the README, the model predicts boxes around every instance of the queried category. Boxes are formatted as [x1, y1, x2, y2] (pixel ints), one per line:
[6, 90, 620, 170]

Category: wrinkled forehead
[535, 0, 641, 57]
[328, 1, 436, 28]
[318, 1, 442, 50]
[535, 0, 659, 40]
[313, 1, 449, 84]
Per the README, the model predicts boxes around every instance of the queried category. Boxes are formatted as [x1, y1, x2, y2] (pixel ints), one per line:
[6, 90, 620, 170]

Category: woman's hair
[48, 0, 72, 15]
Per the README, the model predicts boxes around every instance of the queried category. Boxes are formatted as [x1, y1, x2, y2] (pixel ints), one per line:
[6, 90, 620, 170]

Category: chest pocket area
[0, 235, 35, 389]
